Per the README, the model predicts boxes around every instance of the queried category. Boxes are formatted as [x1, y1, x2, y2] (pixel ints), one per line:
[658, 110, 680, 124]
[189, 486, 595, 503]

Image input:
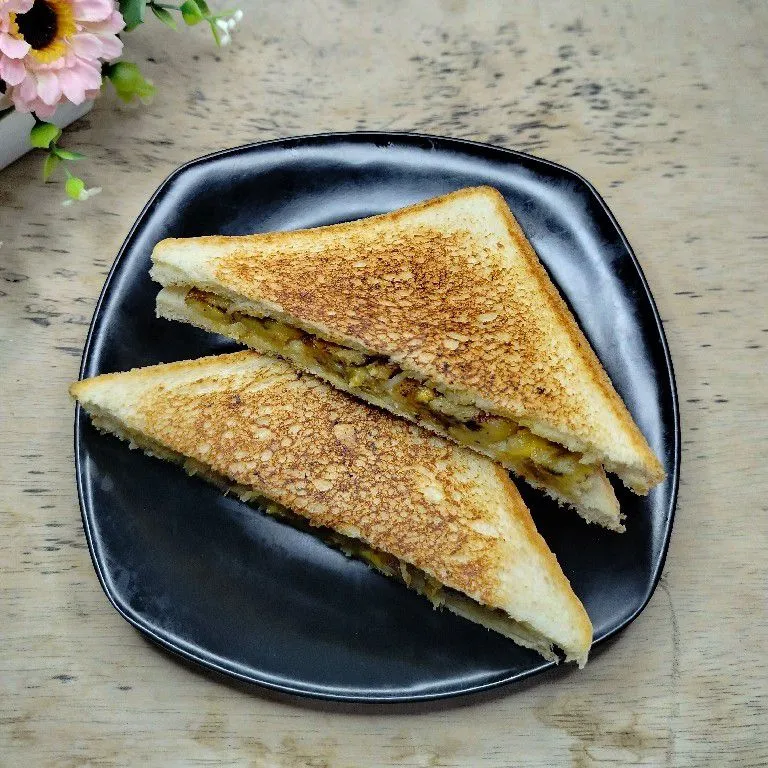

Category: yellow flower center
[10, 0, 76, 63]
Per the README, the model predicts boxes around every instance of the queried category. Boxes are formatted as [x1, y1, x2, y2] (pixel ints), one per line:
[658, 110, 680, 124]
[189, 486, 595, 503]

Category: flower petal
[0, 0, 33, 16]
[76, 60, 102, 90]
[35, 102, 58, 118]
[10, 97, 34, 113]
[0, 31, 31, 58]
[95, 32, 122, 61]
[109, 8, 126, 32]
[71, 0, 113, 22]
[35, 71, 62, 105]
[70, 32, 103, 59]
[0, 53, 26, 85]
[58, 67, 87, 103]
[84, 9, 125, 34]
[17, 72, 37, 100]
[12, 87, 56, 117]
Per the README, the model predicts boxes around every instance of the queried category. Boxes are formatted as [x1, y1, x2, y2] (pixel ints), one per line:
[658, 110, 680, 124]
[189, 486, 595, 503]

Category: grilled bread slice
[71, 350, 593, 666]
[151, 186, 665, 531]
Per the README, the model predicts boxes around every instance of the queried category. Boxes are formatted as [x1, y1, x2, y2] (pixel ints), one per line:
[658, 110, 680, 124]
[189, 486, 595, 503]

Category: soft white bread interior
[71, 350, 593, 665]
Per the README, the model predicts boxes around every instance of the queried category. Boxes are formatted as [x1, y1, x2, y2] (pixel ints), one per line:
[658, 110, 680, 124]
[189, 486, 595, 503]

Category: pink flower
[0, 0, 123, 117]
[0, 0, 33, 87]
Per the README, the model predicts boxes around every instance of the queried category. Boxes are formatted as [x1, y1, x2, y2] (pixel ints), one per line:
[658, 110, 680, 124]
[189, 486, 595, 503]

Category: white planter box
[0, 100, 93, 171]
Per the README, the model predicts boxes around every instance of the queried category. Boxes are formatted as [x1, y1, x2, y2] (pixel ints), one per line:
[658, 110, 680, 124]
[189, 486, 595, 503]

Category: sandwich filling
[182, 288, 599, 501]
[86, 408, 559, 661]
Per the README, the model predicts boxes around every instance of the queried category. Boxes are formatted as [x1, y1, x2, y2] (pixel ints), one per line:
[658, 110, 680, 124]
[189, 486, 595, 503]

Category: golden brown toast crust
[70, 351, 591, 656]
[152, 187, 664, 489]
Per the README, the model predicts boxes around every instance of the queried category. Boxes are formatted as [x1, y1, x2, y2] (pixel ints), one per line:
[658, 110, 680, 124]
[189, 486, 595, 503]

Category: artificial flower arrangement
[0, 0, 241, 201]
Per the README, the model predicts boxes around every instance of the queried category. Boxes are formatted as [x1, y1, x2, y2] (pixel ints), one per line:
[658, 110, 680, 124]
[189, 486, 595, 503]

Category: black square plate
[75, 133, 679, 702]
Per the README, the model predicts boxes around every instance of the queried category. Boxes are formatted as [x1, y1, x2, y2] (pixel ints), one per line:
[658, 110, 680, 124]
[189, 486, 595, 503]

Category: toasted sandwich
[71, 350, 592, 665]
[150, 186, 665, 531]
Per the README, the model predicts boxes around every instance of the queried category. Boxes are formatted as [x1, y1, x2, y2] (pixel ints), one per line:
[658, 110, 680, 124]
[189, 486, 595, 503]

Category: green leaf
[65, 176, 85, 200]
[195, 0, 210, 13]
[43, 152, 60, 181]
[150, 4, 177, 28]
[106, 61, 156, 104]
[120, 0, 145, 30]
[53, 148, 85, 161]
[180, 0, 203, 25]
[30, 122, 61, 149]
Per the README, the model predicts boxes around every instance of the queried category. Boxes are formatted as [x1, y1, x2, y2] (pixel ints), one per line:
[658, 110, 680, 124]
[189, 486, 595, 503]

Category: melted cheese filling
[184, 288, 596, 498]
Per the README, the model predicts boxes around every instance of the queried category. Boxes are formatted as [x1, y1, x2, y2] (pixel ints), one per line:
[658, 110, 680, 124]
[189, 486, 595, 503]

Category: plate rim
[74, 131, 680, 703]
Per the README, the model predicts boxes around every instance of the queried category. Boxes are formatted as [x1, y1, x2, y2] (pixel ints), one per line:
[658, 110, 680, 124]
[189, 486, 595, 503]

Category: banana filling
[184, 288, 597, 499]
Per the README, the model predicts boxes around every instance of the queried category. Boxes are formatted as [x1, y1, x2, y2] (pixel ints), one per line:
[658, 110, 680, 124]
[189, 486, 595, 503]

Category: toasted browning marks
[203, 188, 662, 485]
[215, 225, 572, 415]
[134, 360, 510, 604]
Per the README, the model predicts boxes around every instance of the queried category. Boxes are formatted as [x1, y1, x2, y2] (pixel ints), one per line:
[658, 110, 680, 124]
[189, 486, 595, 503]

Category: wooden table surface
[2, 1, 766, 765]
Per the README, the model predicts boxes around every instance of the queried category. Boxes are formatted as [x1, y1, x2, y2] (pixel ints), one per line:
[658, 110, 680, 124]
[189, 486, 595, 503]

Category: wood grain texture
[1, 0, 766, 765]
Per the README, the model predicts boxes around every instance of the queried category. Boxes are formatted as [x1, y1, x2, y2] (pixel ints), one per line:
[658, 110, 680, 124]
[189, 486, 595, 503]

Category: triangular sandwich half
[71, 350, 592, 665]
[150, 187, 665, 531]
